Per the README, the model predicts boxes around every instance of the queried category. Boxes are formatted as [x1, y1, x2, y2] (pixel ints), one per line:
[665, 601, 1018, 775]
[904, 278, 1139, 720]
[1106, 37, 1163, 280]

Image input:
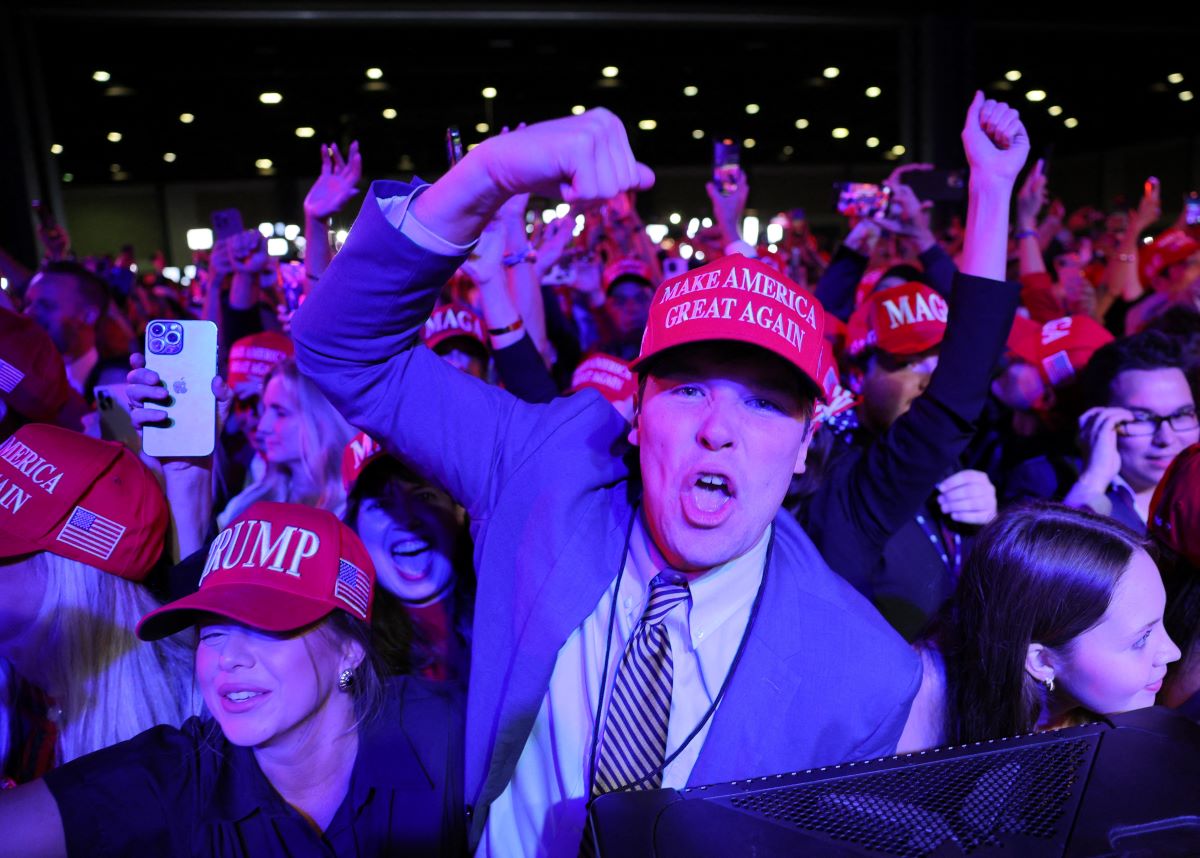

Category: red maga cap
[847, 281, 948, 358]
[1141, 228, 1200, 283]
[1149, 443, 1200, 568]
[0, 424, 168, 579]
[633, 254, 827, 395]
[603, 258, 655, 293]
[812, 339, 859, 426]
[341, 430, 386, 492]
[421, 303, 487, 352]
[569, 353, 637, 405]
[0, 308, 72, 423]
[137, 501, 376, 640]
[1007, 314, 1113, 387]
[227, 331, 294, 391]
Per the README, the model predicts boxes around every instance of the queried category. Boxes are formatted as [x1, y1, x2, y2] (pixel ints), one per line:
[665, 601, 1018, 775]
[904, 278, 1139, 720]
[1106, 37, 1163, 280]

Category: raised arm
[303, 141, 362, 282]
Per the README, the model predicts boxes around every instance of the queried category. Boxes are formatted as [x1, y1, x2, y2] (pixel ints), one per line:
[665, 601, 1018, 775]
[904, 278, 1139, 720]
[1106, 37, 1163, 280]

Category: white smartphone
[143, 319, 218, 457]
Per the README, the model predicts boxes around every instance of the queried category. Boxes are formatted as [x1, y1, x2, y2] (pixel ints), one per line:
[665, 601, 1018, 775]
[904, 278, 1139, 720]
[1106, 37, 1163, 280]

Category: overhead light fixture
[891, 144, 906, 155]
[1064, 117, 1080, 128]
[823, 67, 840, 79]
[267, 238, 288, 257]
[1167, 73, 1184, 84]
[669, 212, 682, 225]
[692, 129, 704, 139]
[638, 119, 657, 130]
[795, 118, 809, 129]
[163, 152, 176, 163]
[382, 108, 397, 119]
[865, 86, 882, 98]
[106, 131, 122, 142]
[179, 113, 195, 124]
[475, 122, 489, 133]
[1048, 105, 1063, 116]
[481, 86, 497, 99]
[186, 228, 214, 251]
[1180, 91, 1195, 102]
[683, 85, 698, 96]
[255, 158, 273, 170]
[571, 105, 586, 115]
[259, 92, 282, 104]
[743, 138, 756, 148]
[745, 103, 760, 114]
[295, 127, 315, 138]
[601, 66, 619, 78]
[866, 137, 880, 148]
[93, 70, 111, 82]
[1025, 89, 1047, 102]
[365, 67, 383, 80]
[832, 127, 849, 139]
[50, 143, 63, 154]
[1005, 70, 1022, 81]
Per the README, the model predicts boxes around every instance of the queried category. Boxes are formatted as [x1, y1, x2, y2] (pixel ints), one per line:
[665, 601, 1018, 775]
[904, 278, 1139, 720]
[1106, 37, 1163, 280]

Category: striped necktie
[592, 571, 690, 797]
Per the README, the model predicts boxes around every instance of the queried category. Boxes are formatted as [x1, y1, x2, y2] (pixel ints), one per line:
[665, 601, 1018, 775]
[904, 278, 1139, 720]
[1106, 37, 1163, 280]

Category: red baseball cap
[847, 281, 948, 358]
[603, 258, 655, 294]
[812, 340, 859, 426]
[227, 332, 294, 391]
[569, 353, 637, 405]
[421, 303, 488, 352]
[1140, 228, 1200, 283]
[633, 254, 827, 396]
[1149, 443, 1200, 568]
[0, 308, 71, 423]
[137, 501, 376, 640]
[341, 430, 386, 492]
[1007, 314, 1114, 387]
[0, 424, 168, 580]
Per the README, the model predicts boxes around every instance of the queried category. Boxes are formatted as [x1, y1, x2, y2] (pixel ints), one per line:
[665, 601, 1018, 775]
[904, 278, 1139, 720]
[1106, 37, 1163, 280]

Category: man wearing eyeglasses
[1008, 330, 1199, 531]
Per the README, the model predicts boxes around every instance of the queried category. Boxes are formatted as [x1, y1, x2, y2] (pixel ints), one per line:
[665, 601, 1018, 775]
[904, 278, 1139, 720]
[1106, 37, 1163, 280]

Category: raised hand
[303, 141, 363, 219]
[1016, 158, 1048, 230]
[1075, 406, 1133, 495]
[1130, 177, 1162, 234]
[937, 469, 997, 525]
[126, 353, 231, 476]
[535, 213, 576, 280]
[706, 166, 749, 245]
[961, 91, 1030, 187]
[230, 229, 270, 273]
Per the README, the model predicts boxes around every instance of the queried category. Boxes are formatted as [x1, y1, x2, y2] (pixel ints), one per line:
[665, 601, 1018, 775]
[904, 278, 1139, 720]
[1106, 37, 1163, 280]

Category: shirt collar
[629, 513, 769, 650]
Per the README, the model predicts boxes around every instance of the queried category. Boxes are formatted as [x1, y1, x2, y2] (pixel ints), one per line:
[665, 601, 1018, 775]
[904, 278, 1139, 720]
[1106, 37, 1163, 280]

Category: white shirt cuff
[377, 186, 476, 257]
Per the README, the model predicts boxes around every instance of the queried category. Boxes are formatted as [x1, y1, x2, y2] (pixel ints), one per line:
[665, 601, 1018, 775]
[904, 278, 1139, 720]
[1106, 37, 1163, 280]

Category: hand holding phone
[140, 320, 218, 458]
[713, 138, 741, 197]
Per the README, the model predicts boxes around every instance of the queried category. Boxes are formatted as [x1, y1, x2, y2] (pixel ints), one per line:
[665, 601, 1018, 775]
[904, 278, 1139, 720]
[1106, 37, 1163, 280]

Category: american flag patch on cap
[334, 559, 371, 618]
[0, 358, 23, 394]
[56, 506, 126, 560]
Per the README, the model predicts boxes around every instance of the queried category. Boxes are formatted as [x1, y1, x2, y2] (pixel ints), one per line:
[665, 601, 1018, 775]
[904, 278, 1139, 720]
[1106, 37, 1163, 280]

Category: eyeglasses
[1116, 408, 1200, 437]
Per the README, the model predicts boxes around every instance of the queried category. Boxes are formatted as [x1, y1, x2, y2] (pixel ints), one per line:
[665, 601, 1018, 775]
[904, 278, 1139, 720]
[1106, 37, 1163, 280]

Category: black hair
[1079, 330, 1188, 411]
[36, 260, 111, 317]
[877, 264, 924, 289]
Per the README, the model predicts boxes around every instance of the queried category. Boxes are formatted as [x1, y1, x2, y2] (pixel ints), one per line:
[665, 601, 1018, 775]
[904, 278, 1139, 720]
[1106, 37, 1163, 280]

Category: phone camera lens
[149, 322, 166, 337]
[165, 330, 181, 345]
[150, 338, 164, 353]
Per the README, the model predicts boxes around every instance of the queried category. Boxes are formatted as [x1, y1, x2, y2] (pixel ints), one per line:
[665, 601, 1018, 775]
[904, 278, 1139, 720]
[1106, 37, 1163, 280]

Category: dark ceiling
[10, 3, 1200, 187]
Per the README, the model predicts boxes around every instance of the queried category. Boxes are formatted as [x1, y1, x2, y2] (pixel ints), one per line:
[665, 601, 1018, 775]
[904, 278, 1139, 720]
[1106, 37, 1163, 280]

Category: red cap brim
[136, 582, 336, 641]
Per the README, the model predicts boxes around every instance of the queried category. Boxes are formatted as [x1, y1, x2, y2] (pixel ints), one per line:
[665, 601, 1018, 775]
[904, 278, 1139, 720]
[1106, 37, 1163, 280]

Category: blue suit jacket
[293, 181, 922, 848]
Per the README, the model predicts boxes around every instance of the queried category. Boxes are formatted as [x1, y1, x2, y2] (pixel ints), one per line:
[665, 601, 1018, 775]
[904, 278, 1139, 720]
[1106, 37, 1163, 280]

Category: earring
[1042, 676, 1055, 694]
[338, 668, 355, 692]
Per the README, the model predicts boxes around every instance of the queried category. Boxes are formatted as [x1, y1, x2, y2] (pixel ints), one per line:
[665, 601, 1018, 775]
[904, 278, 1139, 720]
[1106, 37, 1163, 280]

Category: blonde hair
[218, 358, 356, 527]
[0, 553, 199, 770]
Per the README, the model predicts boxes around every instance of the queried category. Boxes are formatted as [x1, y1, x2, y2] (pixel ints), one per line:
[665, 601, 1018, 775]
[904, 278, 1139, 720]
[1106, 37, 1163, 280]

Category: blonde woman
[217, 357, 357, 526]
[0, 425, 197, 785]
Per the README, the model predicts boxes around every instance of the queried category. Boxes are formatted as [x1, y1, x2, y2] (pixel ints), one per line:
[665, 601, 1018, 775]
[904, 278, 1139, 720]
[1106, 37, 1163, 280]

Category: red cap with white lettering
[227, 331, 294, 392]
[846, 281, 949, 358]
[1007, 314, 1113, 387]
[603, 258, 654, 294]
[341, 431, 386, 492]
[421, 303, 488, 352]
[136, 501, 376, 640]
[569, 353, 637, 405]
[0, 423, 168, 580]
[633, 254, 827, 396]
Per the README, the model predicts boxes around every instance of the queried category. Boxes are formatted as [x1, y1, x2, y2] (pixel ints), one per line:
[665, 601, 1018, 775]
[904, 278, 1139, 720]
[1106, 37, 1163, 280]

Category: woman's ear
[1024, 642, 1056, 685]
[342, 637, 367, 673]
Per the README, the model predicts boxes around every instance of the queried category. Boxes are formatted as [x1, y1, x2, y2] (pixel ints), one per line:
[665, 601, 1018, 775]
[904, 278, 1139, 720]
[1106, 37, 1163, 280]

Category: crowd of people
[0, 88, 1198, 856]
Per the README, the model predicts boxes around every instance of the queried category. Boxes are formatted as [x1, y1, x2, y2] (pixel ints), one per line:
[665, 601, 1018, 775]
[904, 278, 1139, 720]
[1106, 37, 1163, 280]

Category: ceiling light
[669, 212, 682, 225]
[475, 122, 489, 133]
[1064, 117, 1079, 128]
[259, 92, 282, 104]
[823, 67, 840, 79]
[106, 131, 122, 142]
[601, 66, 619, 78]
[795, 118, 809, 129]
[50, 144, 63, 155]
[865, 86, 882, 98]
[163, 152, 176, 163]
[866, 137, 880, 148]
[295, 127, 315, 138]
[1048, 105, 1063, 116]
[832, 127, 849, 139]
[258, 222, 274, 237]
[62, 173, 73, 182]
[743, 138, 756, 148]
[482, 86, 497, 99]
[571, 105, 586, 115]
[1005, 70, 1022, 81]
[1025, 89, 1047, 102]
[186, 229, 213, 251]
[638, 119, 657, 130]
[891, 144, 906, 155]
[382, 108, 397, 119]
[365, 67, 383, 80]
[179, 113, 195, 124]
[93, 70, 111, 82]
[1167, 73, 1184, 84]
[745, 103, 760, 114]
[267, 238, 288, 257]
[692, 129, 704, 139]
[255, 158, 273, 169]
[1180, 91, 1195, 102]
[683, 85, 698, 97]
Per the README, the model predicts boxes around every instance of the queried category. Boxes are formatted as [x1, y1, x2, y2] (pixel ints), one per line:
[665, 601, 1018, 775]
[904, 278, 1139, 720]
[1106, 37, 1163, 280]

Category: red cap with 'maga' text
[847, 281, 948, 358]
[0, 423, 168, 579]
[633, 254, 826, 396]
[422, 303, 488, 352]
